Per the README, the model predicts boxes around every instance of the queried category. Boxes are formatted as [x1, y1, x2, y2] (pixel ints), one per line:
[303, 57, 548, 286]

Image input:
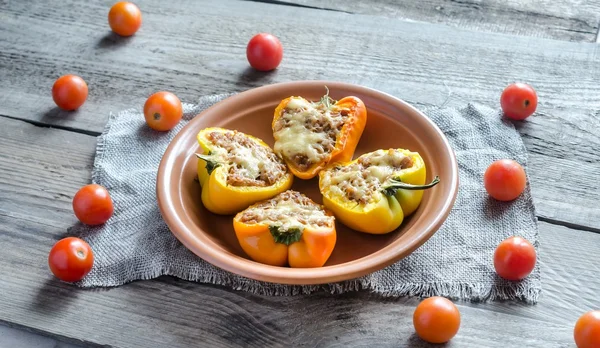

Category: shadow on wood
[405, 333, 449, 347]
[234, 67, 277, 89]
[510, 118, 528, 133]
[40, 107, 81, 124]
[96, 32, 134, 49]
[30, 279, 78, 315]
[67, 222, 105, 241]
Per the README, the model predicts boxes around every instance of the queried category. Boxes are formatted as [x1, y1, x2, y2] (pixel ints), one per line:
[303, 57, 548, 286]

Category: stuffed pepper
[318, 148, 440, 234]
[233, 190, 336, 268]
[272, 90, 367, 180]
[196, 127, 293, 215]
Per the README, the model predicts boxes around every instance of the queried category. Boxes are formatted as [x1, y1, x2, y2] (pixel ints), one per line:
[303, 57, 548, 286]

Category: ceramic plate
[156, 80, 458, 285]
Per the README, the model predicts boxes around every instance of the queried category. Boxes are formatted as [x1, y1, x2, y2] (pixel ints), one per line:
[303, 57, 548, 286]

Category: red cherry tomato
[246, 33, 283, 71]
[143, 91, 183, 131]
[108, 1, 142, 37]
[493, 236, 536, 281]
[52, 75, 88, 111]
[48, 237, 94, 282]
[500, 83, 537, 120]
[413, 296, 461, 344]
[574, 310, 600, 348]
[72, 184, 114, 225]
[484, 159, 526, 201]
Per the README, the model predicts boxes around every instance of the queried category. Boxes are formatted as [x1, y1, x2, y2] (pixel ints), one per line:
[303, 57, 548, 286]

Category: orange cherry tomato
[484, 159, 526, 201]
[413, 296, 461, 344]
[72, 184, 114, 225]
[52, 75, 88, 111]
[143, 91, 183, 131]
[500, 83, 537, 120]
[493, 236, 536, 281]
[48, 237, 94, 282]
[108, 1, 142, 37]
[574, 310, 600, 348]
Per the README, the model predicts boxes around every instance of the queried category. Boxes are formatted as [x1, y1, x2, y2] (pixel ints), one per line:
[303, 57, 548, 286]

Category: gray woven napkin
[71, 93, 540, 303]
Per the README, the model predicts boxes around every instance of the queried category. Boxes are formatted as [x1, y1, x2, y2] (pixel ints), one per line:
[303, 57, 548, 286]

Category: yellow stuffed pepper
[196, 127, 293, 215]
[318, 148, 440, 234]
[272, 90, 367, 180]
[233, 190, 336, 268]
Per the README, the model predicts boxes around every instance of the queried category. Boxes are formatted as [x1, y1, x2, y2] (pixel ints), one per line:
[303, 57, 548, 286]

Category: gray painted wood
[0, 115, 599, 348]
[1, 0, 598, 230]
[0, 324, 83, 348]
[1, 0, 600, 347]
[282, 0, 600, 42]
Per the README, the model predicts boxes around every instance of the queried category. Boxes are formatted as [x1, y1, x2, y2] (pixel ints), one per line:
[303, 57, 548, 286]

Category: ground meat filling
[238, 191, 333, 230]
[323, 149, 414, 205]
[206, 131, 287, 187]
[273, 97, 349, 171]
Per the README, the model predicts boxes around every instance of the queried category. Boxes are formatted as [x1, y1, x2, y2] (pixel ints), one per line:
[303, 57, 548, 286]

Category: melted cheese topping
[286, 97, 311, 110]
[203, 130, 287, 187]
[320, 149, 413, 205]
[238, 191, 333, 230]
[273, 97, 348, 170]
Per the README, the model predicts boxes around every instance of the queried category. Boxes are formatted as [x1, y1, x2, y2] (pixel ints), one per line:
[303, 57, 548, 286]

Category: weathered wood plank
[281, 0, 600, 42]
[0, 324, 83, 348]
[2, 0, 599, 230]
[0, 116, 599, 347]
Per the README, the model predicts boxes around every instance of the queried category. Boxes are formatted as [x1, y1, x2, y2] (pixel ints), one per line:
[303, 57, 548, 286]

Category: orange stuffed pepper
[233, 190, 336, 268]
[272, 90, 367, 179]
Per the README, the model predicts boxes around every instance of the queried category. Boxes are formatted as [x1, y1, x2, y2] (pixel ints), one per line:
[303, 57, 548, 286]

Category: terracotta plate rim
[156, 80, 459, 285]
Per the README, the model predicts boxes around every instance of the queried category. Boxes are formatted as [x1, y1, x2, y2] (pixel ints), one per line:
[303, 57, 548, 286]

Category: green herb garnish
[318, 86, 336, 109]
[268, 225, 303, 246]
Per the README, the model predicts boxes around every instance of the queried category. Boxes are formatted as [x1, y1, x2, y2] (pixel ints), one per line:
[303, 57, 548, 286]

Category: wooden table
[1, 0, 599, 347]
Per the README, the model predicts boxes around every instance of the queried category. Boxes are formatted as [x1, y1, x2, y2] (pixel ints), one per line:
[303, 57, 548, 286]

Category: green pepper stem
[195, 153, 221, 175]
[381, 176, 440, 196]
[195, 154, 212, 162]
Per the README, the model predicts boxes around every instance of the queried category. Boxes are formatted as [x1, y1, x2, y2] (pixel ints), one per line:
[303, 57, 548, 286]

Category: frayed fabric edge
[77, 265, 541, 304]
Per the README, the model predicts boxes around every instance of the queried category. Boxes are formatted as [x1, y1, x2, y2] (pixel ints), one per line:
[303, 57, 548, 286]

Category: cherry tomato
[493, 236, 536, 281]
[72, 184, 114, 225]
[48, 237, 94, 282]
[413, 296, 461, 344]
[484, 159, 526, 201]
[500, 83, 537, 120]
[246, 33, 283, 71]
[52, 75, 88, 111]
[574, 310, 600, 348]
[108, 1, 142, 37]
[143, 91, 183, 131]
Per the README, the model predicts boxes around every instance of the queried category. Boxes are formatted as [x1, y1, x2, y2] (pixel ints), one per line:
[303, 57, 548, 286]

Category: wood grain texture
[1, 1, 600, 346]
[1, 116, 599, 348]
[1, 0, 598, 229]
[281, 0, 600, 42]
[0, 324, 83, 348]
